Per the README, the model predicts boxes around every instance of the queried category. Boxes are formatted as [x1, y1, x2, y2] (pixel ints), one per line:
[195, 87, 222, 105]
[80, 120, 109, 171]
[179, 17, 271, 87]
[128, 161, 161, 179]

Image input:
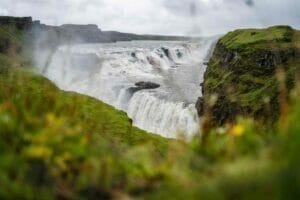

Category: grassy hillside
[0, 21, 171, 199]
[219, 26, 297, 50]
[0, 67, 172, 199]
[1, 21, 300, 199]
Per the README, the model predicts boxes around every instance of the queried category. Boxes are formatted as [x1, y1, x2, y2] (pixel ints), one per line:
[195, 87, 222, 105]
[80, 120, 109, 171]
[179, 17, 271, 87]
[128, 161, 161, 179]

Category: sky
[0, 0, 299, 36]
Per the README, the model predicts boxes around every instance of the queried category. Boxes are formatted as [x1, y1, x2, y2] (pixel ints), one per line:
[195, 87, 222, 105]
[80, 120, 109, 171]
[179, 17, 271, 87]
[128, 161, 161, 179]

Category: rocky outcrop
[135, 82, 160, 89]
[0, 17, 34, 54]
[0, 16, 33, 30]
[196, 26, 300, 126]
[161, 47, 171, 59]
[127, 82, 160, 94]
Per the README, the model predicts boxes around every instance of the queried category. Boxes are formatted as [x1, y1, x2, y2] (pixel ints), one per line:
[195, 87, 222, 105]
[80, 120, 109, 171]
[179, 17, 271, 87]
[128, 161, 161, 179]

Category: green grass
[220, 26, 296, 50]
[0, 67, 172, 199]
[0, 68, 168, 147]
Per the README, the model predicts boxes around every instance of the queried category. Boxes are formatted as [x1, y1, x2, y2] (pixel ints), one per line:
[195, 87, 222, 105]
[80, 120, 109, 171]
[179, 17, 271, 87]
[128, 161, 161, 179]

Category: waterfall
[127, 92, 200, 138]
[37, 38, 218, 139]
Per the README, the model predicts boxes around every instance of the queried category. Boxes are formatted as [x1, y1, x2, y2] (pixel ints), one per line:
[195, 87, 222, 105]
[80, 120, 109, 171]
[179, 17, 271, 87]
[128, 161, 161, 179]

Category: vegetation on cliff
[198, 26, 300, 126]
[1, 20, 300, 199]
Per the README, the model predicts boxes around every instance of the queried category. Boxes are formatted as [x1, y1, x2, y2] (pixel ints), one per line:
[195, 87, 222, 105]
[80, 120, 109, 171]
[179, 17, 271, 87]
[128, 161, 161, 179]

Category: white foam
[37, 38, 218, 139]
[127, 92, 200, 138]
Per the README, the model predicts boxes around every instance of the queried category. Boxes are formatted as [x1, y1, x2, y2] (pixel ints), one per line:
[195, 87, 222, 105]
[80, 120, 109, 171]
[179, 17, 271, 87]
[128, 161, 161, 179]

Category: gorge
[29, 17, 300, 138]
[37, 39, 218, 138]
[3, 17, 299, 139]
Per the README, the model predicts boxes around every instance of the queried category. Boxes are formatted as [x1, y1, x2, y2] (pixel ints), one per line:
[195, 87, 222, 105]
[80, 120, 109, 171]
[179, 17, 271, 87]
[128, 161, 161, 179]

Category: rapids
[37, 38, 218, 138]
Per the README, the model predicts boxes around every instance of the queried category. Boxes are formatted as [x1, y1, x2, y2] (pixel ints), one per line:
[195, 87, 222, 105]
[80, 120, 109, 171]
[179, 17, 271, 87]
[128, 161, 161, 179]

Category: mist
[1, 0, 300, 36]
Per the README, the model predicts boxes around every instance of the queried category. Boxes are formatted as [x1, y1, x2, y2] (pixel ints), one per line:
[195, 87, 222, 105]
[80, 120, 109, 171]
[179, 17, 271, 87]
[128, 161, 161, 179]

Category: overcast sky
[0, 0, 299, 36]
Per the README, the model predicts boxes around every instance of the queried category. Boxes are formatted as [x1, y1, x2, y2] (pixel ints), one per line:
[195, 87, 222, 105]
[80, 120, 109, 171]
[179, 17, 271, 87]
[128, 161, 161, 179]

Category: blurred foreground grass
[0, 68, 171, 199]
[1, 24, 300, 199]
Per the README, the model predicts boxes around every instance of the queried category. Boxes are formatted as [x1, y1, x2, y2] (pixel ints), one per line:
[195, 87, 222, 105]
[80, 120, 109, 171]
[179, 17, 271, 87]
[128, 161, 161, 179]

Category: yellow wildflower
[25, 145, 53, 159]
[232, 125, 245, 137]
[46, 113, 56, 125]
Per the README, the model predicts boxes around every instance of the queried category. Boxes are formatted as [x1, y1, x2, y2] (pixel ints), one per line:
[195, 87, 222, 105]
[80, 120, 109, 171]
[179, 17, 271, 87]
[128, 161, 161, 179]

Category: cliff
[31, 22, 112, 46]
[34, 25, 194, 45]
[1, 16, 195, 48]
[59, 24, 112, 43]
[197, 26, 300, 126]
[0, 16, 33, 30]
[102, 31, 194, 42]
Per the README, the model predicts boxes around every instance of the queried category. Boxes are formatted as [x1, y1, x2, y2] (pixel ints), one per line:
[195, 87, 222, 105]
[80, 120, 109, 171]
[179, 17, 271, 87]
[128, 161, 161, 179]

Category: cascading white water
[127, 92, 199, 138]
[36, 38, 218, 138]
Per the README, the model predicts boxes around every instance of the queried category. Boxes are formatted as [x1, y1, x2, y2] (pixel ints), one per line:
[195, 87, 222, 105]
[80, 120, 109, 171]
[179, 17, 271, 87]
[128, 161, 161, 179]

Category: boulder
[127, 81, 160, 95]
[135, 81, 160, 90]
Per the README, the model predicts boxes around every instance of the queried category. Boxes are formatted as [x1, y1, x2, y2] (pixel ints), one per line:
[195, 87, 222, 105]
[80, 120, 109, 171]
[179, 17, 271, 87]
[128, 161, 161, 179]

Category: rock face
[31, 23, 112, 46]
[0, 17, 110, 46]
[102, 31, 194, 42]
[55, 24, 111, 43]
[33, 24, 194, 46]
[0, 16, 196, 46]
[0, 16, 33, 30]
[196, 26, 300, 126]
[0, 17, 34, 54]
[0, 36, 10, 54]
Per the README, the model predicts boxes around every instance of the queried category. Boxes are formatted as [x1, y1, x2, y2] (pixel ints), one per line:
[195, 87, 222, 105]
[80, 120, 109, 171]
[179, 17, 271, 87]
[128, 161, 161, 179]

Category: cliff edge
[197, 26, 300, 126]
